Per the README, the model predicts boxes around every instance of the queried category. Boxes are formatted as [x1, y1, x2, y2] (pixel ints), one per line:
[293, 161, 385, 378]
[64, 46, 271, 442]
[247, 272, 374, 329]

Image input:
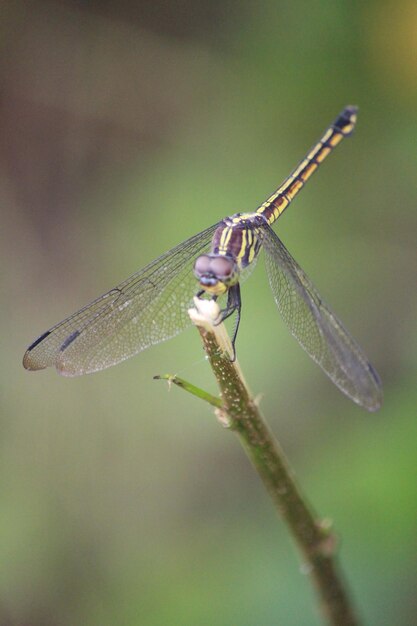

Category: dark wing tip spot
[368, 361, 382, 388]
[60, 330, 81, 352]
[357, 362, 383, 412]
[27, 330, 51, 352]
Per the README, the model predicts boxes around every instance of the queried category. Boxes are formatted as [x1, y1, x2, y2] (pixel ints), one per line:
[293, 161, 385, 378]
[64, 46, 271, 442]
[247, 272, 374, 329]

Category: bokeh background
[1, 1, 416, 625]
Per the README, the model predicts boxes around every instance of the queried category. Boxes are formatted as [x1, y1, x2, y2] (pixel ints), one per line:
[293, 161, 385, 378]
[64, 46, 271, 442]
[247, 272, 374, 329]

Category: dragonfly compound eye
[210, 256, 235, 280]
[194, 254, 237, 293]
[194, 255, 212, 277]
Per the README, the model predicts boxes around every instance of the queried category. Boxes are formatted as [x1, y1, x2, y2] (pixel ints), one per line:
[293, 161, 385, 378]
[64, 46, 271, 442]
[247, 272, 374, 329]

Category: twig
[156, 297, 362, 626]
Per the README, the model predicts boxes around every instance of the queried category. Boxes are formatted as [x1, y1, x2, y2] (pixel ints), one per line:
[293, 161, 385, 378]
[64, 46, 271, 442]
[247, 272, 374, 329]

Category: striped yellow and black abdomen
[256, 106, 358, 225]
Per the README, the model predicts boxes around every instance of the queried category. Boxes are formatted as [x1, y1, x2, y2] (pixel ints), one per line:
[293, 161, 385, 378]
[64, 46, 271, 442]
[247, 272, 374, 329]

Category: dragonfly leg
[217, 283, 242, 361]
[195, 285, 241, 360]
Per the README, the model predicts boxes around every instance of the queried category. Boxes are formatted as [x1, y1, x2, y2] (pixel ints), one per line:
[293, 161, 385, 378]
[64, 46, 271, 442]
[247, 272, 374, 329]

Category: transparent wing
[23, 223, 219, 376]
[261, 225, 382, 411]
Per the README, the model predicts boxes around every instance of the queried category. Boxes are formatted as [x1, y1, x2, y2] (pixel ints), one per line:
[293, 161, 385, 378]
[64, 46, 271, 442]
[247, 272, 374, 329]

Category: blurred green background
[1, 1, 416, 624]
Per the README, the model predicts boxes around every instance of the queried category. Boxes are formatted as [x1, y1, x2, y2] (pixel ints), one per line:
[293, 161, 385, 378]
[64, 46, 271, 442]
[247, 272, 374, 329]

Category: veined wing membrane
[23, 223, 218, 375]
[262, 225, 382, 411]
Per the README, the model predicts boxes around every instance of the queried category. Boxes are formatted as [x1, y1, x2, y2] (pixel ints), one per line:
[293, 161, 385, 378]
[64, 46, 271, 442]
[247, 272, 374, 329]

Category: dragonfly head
[194, 254, 239, 296]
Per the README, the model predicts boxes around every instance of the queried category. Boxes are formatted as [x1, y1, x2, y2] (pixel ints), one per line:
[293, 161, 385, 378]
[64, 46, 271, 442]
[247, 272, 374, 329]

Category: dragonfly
[23, 106, 382, 411]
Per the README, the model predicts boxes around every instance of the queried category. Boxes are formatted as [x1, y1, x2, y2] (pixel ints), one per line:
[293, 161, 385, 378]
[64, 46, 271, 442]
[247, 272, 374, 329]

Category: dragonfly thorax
[193, 254, 239, 295]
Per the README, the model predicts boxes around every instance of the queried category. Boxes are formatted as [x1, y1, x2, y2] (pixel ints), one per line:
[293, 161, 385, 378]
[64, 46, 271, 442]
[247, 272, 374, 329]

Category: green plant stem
[153, 374, 222, 408]
[161, 298, 361, 626]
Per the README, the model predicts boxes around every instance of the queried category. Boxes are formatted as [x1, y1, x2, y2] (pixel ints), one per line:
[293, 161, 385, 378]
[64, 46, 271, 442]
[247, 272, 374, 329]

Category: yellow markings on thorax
[216, 215, 259, 268]
[236, 226, 257, 266]
[217, 225, 233, 254]
[236, 228, 247, 261]
[248, 228, 257, 263]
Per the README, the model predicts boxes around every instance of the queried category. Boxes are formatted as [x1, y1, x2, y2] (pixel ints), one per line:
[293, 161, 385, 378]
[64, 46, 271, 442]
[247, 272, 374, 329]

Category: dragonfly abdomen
[256, 106, 358, 225]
